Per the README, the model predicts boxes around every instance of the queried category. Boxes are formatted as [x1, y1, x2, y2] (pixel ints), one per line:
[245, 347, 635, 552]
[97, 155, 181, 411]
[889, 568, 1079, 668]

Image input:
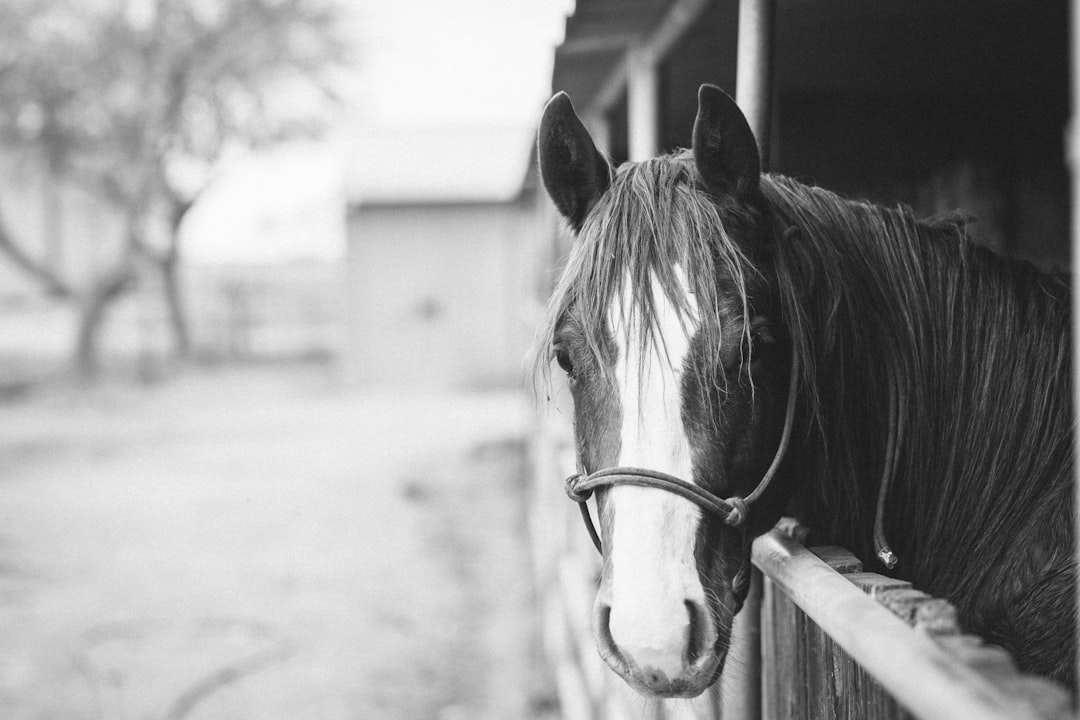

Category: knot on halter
[722, 496, 749, 527]
[564, 474, 593, 503]
[561, 350, 800, 554]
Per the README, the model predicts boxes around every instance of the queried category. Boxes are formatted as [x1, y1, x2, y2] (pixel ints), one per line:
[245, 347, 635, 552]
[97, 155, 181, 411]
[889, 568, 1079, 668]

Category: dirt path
[0, 367, 538, 720]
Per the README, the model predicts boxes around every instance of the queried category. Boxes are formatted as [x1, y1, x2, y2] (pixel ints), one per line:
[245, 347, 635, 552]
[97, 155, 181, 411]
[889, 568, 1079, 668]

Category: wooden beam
[589, 0, 713, 117]
[557, 34, 642, 56]
[646, 0, 712, 65]
[1069, 0, 1080, 691]
[752, 529, 1068, 720]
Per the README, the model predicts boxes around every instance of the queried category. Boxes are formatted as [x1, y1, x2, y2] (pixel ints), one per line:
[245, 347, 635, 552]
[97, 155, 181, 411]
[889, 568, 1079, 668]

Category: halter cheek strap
[564, 351, 800, 554]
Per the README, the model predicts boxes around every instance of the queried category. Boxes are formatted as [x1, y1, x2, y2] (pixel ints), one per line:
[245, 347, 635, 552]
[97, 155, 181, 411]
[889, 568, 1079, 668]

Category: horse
[531, 84, 1075, 698]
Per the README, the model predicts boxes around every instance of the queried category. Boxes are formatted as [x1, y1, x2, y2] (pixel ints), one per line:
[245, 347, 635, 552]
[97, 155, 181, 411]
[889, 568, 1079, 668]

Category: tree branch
[162, 641, 294, 720]
[0, 206, 74, 298]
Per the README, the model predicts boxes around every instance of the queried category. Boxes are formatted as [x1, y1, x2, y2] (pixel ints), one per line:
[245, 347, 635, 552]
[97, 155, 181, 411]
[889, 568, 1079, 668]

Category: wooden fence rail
[529, 426, 1073, 720]
[752, 529, 1073, 720]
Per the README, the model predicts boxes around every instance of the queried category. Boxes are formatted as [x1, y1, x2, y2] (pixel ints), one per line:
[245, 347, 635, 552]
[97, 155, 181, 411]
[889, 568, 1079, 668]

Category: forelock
[529, 150, 759, 395]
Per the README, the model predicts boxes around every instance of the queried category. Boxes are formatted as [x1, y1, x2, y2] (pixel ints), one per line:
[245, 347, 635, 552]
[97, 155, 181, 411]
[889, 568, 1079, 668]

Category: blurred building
[180, 144, 347, 365]
[344, 126, 542, 390]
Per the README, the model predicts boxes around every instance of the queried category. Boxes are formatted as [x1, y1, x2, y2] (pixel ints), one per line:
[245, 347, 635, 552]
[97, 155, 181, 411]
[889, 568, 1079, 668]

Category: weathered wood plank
[911, 599, 958, 636]
[720, 569, 761, 720]
[809, 545, 863, 574]
[752, 529, 1071, 720]
[806, 542, 905, 718]
[760, 575, 778, 720]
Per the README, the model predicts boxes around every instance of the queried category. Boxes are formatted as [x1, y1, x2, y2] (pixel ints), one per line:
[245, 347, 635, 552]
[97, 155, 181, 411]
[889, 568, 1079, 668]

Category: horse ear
[538, 92, 613, 232]
[692, 84, 761, 196]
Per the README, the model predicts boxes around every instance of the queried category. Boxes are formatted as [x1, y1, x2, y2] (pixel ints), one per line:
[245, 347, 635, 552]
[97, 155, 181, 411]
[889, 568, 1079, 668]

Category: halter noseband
[564, 351, 800, 554]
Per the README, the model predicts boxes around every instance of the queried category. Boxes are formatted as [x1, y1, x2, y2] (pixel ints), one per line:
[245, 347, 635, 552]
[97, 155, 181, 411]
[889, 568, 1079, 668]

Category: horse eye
[750, 317, 777, 344]
[554, 346, 574, 374]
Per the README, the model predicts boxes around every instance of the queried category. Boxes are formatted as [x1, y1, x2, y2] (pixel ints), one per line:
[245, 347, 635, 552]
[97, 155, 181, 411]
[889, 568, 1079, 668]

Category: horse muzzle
[593, 594, 723, 698]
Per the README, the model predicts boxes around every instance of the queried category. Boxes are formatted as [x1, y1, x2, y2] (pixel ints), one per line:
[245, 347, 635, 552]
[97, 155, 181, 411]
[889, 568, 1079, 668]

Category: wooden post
[752, 530, 1071, 720]
[1069, 0, 1080, 692]
[721, 568, 762, 720]
[729, 4, 776, 712]
[735, 0, 776, 166]
[584, 113, 612, 159]
[590, 0, 709, 161]
[627, 46, 659, 161]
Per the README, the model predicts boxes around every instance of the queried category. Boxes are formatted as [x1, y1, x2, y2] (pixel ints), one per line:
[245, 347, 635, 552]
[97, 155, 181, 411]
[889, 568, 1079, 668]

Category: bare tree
[0, 0, 350, 377]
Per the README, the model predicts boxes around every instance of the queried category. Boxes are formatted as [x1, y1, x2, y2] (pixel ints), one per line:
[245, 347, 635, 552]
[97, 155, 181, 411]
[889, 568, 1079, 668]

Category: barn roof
[551, 0, 675, 106]
[345, 1, 687, 208]
[531, 0, 1070, 267]
[347, 124, 538, 207]
[514, 0, 680, 195]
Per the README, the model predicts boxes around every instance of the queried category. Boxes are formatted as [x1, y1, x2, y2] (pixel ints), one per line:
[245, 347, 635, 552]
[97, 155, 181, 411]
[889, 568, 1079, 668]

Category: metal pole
[627, 46, 659, 161]
[735, 0, 776, 167]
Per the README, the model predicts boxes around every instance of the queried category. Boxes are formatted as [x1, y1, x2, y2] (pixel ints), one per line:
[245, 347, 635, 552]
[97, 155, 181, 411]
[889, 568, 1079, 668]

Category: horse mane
[529, 152, 1072, 613]
[529, 151, 759, 395]
[531, 147, 1073, 680]
[760, 174, 1073, 603]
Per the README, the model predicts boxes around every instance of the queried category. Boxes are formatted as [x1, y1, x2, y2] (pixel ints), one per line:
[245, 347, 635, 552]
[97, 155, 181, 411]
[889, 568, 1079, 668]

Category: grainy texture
[756, 531, 1074, 720]
[762, 174, 1074, 687]
[0, 368, 537, 720]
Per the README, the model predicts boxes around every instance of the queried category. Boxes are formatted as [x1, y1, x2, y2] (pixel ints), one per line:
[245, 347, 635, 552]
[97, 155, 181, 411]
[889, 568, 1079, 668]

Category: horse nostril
[643, 666, 667, 686]
[596, 604, 623, 665]
[685, 599, 707, 666]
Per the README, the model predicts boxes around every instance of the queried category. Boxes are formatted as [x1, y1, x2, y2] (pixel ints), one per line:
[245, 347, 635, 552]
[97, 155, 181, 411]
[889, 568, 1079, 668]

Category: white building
[344, 125, 543, 390]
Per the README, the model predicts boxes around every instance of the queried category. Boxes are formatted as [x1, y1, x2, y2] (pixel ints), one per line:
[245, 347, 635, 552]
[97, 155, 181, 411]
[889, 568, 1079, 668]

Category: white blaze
[603, 269, 706, 679]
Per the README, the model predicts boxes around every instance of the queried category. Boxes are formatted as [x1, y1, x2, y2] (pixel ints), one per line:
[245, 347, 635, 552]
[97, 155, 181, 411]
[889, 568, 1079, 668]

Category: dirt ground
[0, 365, 541, 720]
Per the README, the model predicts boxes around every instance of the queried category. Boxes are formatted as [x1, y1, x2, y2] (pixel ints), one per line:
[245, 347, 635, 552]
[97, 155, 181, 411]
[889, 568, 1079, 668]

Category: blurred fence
[0, 261, 342, 386]
[527, 415, 1073, 720]
[182, 261, 342, 362]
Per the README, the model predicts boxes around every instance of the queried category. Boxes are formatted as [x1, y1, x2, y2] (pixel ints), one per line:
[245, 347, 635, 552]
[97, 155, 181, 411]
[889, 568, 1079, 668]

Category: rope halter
[564, 351, 799, 554]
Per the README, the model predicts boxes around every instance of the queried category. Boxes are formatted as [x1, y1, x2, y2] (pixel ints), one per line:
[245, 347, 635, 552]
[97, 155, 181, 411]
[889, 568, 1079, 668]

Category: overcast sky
[184, 0, 572, 264]
[349, 0, 572, 128]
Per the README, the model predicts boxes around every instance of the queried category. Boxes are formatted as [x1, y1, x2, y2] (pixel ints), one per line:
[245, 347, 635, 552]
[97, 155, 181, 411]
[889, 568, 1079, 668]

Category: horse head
[535, 85, 793, 698]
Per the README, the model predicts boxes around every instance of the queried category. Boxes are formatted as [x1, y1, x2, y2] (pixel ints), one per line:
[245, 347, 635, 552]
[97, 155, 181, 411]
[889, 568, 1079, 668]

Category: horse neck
[762, 177, 1072, 582]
